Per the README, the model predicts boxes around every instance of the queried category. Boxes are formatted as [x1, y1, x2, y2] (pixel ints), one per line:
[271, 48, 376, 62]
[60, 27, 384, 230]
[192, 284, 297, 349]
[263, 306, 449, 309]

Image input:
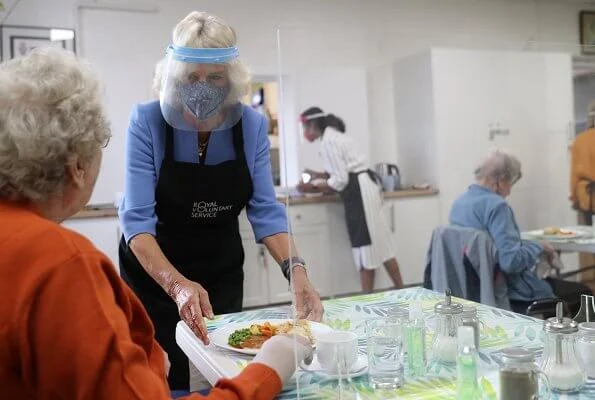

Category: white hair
[155, 11, 251, 103]
[0, 47, 110, 202]
[474, 150, 522, 184]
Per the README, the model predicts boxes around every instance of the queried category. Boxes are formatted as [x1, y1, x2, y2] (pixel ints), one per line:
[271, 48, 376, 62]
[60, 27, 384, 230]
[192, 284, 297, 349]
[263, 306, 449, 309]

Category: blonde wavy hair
[0, 47, 110, 202]
[154, 11, 251, 103]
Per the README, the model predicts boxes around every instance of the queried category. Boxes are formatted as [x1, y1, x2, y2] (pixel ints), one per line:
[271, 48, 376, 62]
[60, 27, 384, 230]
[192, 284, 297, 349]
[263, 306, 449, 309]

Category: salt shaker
[387, 306, 410, 351]
[432, 289, 463, 363]
[540, 302, 585, 393]
[577, 322, 595, 379]
[461, 305, 481, 350]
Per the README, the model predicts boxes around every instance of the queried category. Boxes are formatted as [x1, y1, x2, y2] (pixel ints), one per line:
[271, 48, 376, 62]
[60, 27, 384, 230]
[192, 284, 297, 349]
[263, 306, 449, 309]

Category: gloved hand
[253, 334, 314, 383]
[167, 278, 214, 345]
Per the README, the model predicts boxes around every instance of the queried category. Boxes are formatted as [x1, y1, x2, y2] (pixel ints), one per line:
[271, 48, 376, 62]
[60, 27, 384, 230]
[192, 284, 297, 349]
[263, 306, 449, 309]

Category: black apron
[340, 170, 381, 248]
[119, 119, 253, 390]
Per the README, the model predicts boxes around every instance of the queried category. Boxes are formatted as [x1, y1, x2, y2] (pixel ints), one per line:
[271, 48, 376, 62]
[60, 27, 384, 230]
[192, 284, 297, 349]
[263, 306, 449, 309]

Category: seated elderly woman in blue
[118, 11, 323, 394]
[450, 150, 592, 314]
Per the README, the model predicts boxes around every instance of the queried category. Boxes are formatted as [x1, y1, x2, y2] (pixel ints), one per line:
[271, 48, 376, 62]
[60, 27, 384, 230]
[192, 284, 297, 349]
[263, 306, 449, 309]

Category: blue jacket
[449, 184, 554, 301]
[118, 100, 287, 243]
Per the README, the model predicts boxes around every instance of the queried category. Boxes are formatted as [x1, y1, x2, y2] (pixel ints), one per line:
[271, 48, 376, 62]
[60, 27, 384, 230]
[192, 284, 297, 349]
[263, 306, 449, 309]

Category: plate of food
[537, 227, 585, 239]
[210, 319, 334, 356]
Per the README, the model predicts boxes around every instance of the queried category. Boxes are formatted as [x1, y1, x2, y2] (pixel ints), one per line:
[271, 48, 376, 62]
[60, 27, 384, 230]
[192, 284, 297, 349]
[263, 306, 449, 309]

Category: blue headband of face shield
[165, 44, 239, 64]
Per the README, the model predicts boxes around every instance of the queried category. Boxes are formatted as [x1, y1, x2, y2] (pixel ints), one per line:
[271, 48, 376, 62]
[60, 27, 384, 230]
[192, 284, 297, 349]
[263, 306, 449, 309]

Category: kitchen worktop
[276, 188, 438, 205]
[71, 188, 438, 219]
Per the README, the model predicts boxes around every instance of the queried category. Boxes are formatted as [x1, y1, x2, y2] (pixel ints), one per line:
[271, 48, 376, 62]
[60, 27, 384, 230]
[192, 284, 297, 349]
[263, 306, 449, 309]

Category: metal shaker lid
[434, 289, 464, 315]
[544, 302, 578, 334]
[578, 322, 595, 334]
[500, 347, 535, 363]
[462, 305, 478, 318]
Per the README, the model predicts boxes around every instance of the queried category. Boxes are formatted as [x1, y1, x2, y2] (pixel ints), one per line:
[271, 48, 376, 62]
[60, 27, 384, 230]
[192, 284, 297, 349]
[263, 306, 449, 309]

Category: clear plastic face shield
[298, 112, 326, 143]
[160, 45, 243, 132]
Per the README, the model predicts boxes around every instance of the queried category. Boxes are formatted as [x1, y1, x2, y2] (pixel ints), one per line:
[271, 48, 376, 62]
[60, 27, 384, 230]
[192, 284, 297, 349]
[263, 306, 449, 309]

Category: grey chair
[423, 225, 593, 319]
[423, 226, 510, 310]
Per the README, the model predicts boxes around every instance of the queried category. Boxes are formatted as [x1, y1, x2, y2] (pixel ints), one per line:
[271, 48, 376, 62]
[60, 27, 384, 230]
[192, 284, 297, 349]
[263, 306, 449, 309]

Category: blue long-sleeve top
[449, 184, 554, 301]
[118, 100, 288, 243]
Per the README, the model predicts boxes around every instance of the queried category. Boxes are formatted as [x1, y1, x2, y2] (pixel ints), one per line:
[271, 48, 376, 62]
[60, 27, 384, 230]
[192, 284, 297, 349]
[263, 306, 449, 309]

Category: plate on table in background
[209, 319, 334, 356]
[526, 227, 589, 240]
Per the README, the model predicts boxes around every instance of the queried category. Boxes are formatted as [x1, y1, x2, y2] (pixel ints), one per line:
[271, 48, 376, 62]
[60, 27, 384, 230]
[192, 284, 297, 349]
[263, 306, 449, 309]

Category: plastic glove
[253, 334, 314, 383]
[167, 278, 214, 345]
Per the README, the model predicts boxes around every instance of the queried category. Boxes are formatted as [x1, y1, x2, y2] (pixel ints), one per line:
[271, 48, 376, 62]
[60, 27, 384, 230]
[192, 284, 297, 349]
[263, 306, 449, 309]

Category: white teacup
[316, 331, 358, 374]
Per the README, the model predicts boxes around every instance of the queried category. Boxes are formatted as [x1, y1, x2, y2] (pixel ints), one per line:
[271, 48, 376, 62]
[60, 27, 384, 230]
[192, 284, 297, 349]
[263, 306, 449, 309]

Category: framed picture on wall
[580, 11, 595, 54]
[0, 25, 75, 61]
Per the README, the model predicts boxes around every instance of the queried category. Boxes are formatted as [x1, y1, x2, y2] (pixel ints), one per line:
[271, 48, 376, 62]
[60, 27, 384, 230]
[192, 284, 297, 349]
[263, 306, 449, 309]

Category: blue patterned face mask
[178, 81, 230, 120]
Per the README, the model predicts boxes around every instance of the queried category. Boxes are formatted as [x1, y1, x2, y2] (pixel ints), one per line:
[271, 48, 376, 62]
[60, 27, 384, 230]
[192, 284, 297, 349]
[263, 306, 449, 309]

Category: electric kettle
[375, 163, 401, 192]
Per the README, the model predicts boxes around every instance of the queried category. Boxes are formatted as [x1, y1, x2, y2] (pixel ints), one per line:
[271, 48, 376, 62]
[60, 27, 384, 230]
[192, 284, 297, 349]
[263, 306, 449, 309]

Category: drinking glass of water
[366, 318, 404, 390]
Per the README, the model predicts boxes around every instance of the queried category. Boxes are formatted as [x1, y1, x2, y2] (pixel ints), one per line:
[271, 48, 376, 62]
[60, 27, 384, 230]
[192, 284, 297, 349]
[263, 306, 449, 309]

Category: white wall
[367, 64, 398, 165]
[393, 52, 437, 187]
[3, 0, 595, 203]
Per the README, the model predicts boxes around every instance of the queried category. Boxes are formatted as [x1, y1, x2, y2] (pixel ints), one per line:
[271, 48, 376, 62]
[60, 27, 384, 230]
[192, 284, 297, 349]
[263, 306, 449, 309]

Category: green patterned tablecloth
[197, 287, 594, 399]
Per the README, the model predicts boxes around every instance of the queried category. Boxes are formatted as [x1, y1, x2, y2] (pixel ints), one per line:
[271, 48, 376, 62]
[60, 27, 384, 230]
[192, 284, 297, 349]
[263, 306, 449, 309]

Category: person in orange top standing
[571, 102, 595, 218]
[571, 101, 595, 282]
[0, 47, 312, 400]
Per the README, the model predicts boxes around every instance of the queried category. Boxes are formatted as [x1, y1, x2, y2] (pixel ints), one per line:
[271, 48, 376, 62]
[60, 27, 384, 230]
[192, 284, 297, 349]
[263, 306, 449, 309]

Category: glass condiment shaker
[387, 306, 410, 351]
[540, 302, 584, 393]
[573, 294, 595, 323]
[499, 347, 550, 400]
[432, 289, 463, 364]
[577, 322, 595, 378]
[461, 305, 481, 350]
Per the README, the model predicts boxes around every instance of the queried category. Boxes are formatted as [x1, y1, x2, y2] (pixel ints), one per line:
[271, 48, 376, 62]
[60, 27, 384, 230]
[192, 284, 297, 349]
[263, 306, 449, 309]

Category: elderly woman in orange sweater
[0, 48, 311, 399]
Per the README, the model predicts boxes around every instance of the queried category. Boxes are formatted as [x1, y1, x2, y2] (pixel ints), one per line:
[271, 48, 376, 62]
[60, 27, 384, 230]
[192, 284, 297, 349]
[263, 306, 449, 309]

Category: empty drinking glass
[366, 318, 404, 390]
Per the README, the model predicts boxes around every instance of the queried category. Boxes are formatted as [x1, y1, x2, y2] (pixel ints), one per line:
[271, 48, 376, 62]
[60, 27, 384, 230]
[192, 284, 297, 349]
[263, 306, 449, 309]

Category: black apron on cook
[340, 170, 381, 248]
[119, 119, 253, 391]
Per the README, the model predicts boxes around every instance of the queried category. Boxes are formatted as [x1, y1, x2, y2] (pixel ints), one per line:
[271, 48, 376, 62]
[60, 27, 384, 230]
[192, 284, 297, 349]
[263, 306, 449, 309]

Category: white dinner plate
[300, 354, 368, 379]
[210, 319, 334, 356]
[525, 228, 589, 240]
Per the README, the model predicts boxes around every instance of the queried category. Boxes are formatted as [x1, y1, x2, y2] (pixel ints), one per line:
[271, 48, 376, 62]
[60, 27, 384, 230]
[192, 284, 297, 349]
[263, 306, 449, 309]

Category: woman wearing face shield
[118, 12, 323, 393]
[297, 107, 404, 293]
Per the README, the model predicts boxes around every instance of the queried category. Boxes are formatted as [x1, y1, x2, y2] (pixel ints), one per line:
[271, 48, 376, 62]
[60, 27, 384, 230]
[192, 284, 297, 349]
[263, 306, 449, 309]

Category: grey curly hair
[474, 150, 522, 184]
[0, 47, 110, 202]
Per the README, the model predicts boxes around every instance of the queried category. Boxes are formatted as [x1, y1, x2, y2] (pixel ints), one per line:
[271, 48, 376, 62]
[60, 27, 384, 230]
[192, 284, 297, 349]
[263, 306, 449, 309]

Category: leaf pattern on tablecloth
[198, 287, 586, 399]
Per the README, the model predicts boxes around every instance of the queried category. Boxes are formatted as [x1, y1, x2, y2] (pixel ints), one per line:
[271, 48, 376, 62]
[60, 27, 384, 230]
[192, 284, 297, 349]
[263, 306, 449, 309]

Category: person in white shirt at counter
[297, 107, 404, 293]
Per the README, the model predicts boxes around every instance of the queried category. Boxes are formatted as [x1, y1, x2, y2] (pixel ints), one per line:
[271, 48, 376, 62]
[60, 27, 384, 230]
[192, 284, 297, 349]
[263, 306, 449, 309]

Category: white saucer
[299, 354, 368, 379]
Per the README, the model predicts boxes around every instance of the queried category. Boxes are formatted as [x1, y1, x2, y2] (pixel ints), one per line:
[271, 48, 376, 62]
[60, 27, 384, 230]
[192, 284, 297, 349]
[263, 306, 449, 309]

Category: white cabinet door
[266, 222, 332, 305]
[266, 251, 292, 306]
[292, 223, 331, 297]
[376, 197, 440, 288]
[241, 233, 270, 309]
[327, 204, 361, 297]
[61, 218, 120, 273]
[432, 49, 506, 225]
